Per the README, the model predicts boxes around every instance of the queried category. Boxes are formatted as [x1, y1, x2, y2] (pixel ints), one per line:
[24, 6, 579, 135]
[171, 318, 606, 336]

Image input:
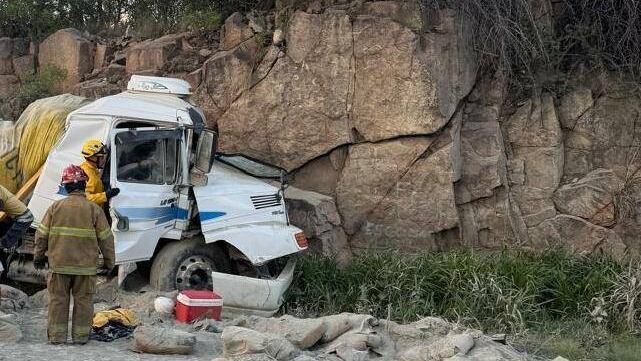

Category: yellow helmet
[81, 139, 106, 158]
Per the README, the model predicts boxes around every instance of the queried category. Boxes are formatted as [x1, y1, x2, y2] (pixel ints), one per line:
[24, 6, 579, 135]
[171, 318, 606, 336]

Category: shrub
[181, 8, 223, 32]
[16, 65, 67, 106]
[420, 0, 641, 91]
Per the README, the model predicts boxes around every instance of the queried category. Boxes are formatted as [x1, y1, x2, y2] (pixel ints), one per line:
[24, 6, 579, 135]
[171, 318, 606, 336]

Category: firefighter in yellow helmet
[80, 139, 119, 207]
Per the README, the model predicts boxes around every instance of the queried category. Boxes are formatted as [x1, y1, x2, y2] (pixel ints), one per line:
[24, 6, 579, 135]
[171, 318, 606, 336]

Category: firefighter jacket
[34, 192, 115, 275]
[0, 185, 28, 218]
[80, 161, 107, 207]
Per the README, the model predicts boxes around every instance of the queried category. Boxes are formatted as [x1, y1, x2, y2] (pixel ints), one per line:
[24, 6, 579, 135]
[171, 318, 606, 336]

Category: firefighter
[0, 184, 33, 250]
[80, 139, 120, 207]
[34, 165, 115, 345]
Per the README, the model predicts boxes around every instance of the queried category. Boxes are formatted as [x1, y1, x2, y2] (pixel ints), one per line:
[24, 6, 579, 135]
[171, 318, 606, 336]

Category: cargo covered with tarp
[0, 94, 90, 193]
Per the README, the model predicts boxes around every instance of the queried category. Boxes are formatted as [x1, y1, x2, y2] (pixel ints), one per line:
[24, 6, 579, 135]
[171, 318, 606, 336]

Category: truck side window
[116, 138, 164, 184]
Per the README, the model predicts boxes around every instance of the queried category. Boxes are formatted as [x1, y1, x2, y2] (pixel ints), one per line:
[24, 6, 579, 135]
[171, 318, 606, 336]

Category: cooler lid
[177, 290, 223, 306]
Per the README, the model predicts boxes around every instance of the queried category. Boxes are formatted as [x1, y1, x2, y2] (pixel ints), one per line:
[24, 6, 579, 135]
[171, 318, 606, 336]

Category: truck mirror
[195, 130, 217, 173]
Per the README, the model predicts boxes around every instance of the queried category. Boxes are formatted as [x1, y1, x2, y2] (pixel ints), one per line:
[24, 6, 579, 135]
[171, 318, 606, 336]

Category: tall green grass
[283, 250, 637, 334]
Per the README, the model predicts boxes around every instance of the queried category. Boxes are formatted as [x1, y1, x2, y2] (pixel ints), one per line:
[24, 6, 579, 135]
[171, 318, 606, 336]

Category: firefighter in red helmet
[34, 164, 115, 344]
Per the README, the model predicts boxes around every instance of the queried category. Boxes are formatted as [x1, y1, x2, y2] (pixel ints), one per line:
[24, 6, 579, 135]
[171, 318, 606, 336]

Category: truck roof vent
[127, 75, 192, 95]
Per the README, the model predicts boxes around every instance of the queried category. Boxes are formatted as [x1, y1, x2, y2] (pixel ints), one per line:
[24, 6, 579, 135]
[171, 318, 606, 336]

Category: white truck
[6, 75, 308, 315]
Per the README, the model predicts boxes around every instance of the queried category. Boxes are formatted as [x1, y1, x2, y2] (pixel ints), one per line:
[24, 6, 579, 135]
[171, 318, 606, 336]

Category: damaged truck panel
[194, 162, 305, 265]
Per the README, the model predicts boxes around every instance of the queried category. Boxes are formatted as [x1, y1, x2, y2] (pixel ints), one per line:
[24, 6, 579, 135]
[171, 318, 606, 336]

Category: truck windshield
[215, 154, 283, 179]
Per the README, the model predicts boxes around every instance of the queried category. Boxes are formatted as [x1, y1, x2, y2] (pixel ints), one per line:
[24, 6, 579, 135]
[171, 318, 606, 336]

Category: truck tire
[149, 237, 231, 291]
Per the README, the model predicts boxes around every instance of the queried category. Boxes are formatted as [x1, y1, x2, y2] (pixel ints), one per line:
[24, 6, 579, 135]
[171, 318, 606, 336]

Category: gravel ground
[1, 281, 225, 361]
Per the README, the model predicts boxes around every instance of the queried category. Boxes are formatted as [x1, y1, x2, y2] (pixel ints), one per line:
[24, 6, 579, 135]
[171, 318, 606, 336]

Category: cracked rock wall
[194, 1, 477, 257]
[191, 2, 638, 258]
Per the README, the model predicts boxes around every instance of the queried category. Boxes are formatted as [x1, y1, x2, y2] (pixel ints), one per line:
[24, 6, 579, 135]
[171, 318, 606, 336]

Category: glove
[107, 266, 118, 278]
[105, 188, 120, 199]
[33, 259, 46, 270]
[98, 266, 117, 278]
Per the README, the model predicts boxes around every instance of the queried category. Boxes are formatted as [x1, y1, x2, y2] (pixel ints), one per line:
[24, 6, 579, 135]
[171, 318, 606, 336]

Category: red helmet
[61, 164, 88, 184]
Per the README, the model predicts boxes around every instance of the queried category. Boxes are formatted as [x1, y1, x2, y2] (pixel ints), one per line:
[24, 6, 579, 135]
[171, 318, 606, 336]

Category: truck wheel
[149, 238, 231, 291]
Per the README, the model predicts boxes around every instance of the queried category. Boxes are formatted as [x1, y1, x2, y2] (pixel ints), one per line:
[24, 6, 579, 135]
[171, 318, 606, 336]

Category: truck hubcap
[175, 255, 215, 290]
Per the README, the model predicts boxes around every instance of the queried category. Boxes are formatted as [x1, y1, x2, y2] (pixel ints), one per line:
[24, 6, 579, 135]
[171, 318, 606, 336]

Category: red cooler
[175, 290, 223, 323]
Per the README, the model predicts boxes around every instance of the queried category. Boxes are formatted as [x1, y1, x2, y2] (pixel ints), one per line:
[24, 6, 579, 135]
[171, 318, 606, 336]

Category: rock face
[553, 169, 622, 226]
[529, 215, 626, 256]
[220, 12, 255, 50]
[504, 93, 563, 235]
[351, 8, 475, 142]
[215, 5, 475, 172]
[39, 28, 95, 90]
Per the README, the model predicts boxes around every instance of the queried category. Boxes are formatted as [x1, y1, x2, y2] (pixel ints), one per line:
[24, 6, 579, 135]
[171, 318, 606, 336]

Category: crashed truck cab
[24, 75, 308, 315]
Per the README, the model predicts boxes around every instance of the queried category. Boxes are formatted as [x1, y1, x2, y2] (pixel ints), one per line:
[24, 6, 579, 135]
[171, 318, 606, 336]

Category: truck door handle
[113, 208, 129, 231]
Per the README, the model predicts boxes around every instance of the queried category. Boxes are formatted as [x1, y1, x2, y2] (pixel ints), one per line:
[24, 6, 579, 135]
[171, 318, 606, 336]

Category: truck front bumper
[211, 258, 296, 317]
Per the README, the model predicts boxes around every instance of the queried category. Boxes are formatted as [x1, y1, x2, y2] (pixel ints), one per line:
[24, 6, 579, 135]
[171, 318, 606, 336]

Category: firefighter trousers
[47, 273, 95, 343]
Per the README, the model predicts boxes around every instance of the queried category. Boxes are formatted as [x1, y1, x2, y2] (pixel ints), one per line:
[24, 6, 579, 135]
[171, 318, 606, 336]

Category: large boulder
[126, 34, 182, 74]
[504, 94, 563, 228]
[12, 55, 35, 81]
[553, 168, 623, 226]
[564, 94, 641, 179]
[529, 215, 626, 256]
[217, 7, 476, 171]
[39, 28, 95, 90]
[197, 38, 261, 125]
[71, 78, 121, 99]
[217, 28, 353, 170]
[344, 139, 460, 251]
[94, 43, 114, 70]
[557, 87, 593, 129]
[336, 137, 433, 236]
[220, 12, 255, 51]
[285, 187, 352, 266]
[351, 8, 475, 142]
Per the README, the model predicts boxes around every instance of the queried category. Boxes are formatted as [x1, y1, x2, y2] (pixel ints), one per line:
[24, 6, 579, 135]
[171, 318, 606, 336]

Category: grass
[283, 250, 641, 359]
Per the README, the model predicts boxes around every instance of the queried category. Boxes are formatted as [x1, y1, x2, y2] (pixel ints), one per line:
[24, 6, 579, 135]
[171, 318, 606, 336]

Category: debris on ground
[0, 311, 22, 343]
[91, 308, 138, 342]
[132, 325, 197, 355]
[1, 283, 538, 360]
[0, 284, 29, 311]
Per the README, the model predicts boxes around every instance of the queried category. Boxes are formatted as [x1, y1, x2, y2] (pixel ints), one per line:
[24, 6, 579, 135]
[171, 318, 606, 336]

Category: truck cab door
[109, 127, 184, 264]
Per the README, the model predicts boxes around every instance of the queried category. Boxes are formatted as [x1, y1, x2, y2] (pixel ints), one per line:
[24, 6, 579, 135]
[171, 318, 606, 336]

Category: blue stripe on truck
[199, 211, 227, 221]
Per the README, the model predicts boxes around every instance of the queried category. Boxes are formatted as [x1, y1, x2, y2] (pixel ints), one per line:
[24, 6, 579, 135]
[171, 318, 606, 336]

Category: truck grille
[251, 194, 281, 210]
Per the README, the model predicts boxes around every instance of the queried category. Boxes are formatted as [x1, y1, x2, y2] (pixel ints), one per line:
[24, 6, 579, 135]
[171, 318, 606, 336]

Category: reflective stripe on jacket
[80, 161, 107, 207]
[34, 192, 115, 275]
